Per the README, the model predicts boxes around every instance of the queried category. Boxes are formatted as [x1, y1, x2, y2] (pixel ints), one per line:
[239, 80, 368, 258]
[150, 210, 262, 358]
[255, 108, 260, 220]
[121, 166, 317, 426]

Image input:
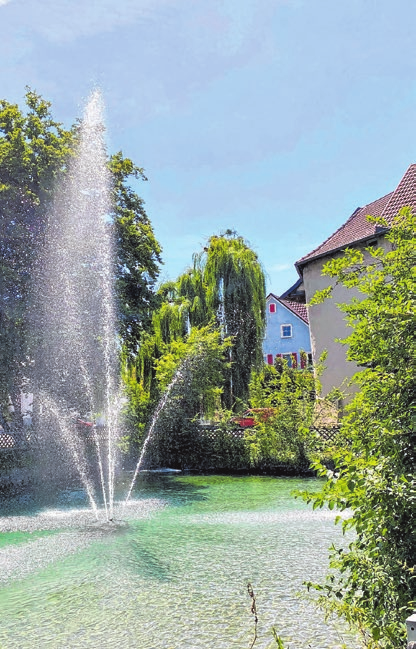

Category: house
[295, 163, 416, 398]
[263, 291, 312, 368]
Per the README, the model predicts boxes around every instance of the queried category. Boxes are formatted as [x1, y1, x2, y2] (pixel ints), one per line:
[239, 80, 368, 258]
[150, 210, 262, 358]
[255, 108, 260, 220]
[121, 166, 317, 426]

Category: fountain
[31, 90, 123, 521]
[0, 94, 359, 648]
[123, 366, 183, 508]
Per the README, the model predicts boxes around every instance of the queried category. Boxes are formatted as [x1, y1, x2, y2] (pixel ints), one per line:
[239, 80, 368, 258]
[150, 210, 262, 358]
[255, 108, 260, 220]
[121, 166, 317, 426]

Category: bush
[300, 208, 416, 648]
[246, 359, 316, 469]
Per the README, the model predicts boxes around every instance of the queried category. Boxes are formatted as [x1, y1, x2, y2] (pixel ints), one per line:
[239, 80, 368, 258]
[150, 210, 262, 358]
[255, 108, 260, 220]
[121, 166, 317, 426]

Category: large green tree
[140, 324, 232, 468]
[110, 152, 162, 356]
[0, 89, 74, 407]
[301, 209, 416, 649]
[125, 231, 265, 463]
[196, 231, 266, 407]
[136, 231, 266, 410]
[0, 89, 161, 410]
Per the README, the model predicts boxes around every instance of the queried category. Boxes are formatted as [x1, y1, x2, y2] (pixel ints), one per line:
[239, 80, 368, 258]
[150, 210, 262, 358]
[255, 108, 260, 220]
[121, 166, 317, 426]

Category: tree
[301, 209, 416, 649]
[136, 231, 266, 409]
[199, 232, 266, 407]
[110, 152, 162, 356]
[0, 90, 162, 410]
[0, 89, 74, 407]
[246, 357, 316, 468]
[125, 231, 265, 464]
[143, 324, 232, 468]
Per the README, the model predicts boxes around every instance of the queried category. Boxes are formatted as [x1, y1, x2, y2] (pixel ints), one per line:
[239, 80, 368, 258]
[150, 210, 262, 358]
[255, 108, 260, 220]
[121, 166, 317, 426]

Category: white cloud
[0, 0, 12, 6]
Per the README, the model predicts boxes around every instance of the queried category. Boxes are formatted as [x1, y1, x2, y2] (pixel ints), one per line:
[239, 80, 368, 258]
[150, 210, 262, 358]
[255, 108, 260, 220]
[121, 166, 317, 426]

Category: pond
[0, 474, 356, 648]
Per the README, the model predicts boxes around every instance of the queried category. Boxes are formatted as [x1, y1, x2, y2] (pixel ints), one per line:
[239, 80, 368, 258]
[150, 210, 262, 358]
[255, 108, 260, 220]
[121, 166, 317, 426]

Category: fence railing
[0, 430, 35, 450]
[198, 425, 246, 440]
[0, 422, 342, 454]
[310, 425, 341, 443]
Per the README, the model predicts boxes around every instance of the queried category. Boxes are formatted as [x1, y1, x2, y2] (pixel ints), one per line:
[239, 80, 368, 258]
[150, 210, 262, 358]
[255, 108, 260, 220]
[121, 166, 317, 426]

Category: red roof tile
[297, 163, 416, 268]
[380, 163, 416, 221]
[267, 293, 309, 324]
[279, 299, 309, 324]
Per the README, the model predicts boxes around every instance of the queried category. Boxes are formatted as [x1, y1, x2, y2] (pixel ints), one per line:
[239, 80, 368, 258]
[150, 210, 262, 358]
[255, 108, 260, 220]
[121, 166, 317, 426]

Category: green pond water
[0, 474, 356, 649]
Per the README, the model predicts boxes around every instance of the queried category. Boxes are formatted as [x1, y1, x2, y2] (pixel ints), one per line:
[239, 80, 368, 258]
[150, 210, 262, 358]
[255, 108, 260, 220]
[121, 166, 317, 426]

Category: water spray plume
[32, 90, 122, 521]
[123, 368, 183, 509]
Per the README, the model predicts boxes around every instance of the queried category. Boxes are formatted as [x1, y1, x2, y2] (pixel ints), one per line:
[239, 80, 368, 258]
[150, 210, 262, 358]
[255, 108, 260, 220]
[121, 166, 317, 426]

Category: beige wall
[302, 237, 391, 401]
[303, 257, 359, 401]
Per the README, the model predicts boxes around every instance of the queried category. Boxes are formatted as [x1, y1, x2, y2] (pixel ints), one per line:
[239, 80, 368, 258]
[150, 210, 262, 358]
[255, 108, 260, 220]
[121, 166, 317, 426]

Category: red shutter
[267, 354, 273, 365]
[300, 353, 306, 369]
[291, 353, 298, 368]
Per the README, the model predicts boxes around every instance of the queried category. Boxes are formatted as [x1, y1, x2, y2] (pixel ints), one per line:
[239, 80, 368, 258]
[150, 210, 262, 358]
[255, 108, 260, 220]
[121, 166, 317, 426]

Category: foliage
[300, 208, 416, 648]
[245, 357, 316, 468]
[125, 231, 266, 465]
[0, 90, 162, 410]
[0, 89, 74, 406]
[134, 231, 266, 412]
[271, 628, 286, 649]
[139, 325, 233, 468]
[197, 232, 266, 407]
[121, 357, 154, 447]
[201, 426, 249, 470]
[110, 152, 162, 356]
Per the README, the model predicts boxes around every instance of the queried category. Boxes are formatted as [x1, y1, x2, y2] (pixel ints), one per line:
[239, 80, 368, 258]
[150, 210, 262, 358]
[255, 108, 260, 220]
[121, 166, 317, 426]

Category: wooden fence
[198, 425, 246, 440]
[0, 430, 34, 450]
[0, 423, 342, 452]
[310, 425, 341, 443]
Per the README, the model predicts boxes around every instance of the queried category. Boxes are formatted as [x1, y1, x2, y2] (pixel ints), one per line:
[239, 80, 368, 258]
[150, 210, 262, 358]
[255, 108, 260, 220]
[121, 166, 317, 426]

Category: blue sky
[2, 0, 416, 293]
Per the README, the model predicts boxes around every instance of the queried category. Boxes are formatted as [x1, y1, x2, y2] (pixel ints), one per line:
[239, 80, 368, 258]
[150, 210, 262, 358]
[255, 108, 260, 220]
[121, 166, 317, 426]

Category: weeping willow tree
[130, 231, 266, 414]
[199, 232, 266, 407]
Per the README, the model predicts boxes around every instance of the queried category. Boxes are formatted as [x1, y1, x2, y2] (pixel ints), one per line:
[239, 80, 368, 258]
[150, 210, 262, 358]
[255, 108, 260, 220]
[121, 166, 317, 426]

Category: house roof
[267, 292, 309, 325]
[279, 277, 304, 300]
[296, 163, 416, 271]
[280, 299, 309, 324]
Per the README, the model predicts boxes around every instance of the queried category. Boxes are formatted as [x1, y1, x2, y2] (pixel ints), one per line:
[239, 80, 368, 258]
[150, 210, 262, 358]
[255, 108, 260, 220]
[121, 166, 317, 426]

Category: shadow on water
[126, 535, 173, 582]
[122, 472, 210, 509]
[0, 471, 210, 524]
[0, 481, 91, 518]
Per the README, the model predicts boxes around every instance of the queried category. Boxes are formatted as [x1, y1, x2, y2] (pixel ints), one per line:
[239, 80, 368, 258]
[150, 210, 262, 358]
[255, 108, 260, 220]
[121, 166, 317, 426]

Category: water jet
[31, 90, 122, 521]
[0, 93, 358, 649]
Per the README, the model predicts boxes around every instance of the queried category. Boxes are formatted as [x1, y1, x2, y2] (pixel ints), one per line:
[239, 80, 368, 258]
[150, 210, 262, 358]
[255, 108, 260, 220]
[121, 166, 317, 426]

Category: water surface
[0, 475, 356, 648]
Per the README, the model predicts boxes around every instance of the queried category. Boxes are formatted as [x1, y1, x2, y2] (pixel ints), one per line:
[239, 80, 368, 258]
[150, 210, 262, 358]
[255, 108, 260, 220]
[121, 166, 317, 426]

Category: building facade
[263, 293, 312, 368]
[295, 163, 416, 398]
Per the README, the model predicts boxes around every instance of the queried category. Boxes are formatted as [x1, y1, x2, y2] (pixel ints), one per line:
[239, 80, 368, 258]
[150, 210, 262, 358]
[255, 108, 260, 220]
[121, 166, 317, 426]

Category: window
[282, 352, 298, 368]
[280, 324, 292, 338]
[301, 352, 313, 369]
[269, 303, 276, 313]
